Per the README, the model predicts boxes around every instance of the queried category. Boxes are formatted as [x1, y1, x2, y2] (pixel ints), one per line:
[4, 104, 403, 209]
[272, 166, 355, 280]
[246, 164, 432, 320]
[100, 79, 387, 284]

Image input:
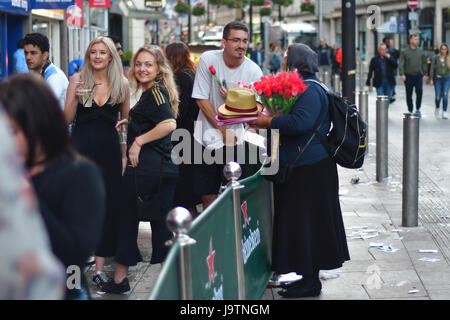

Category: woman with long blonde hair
[101, 45, 179, 293]
[64, 36, 130, 289]
[429, 43, 450, 119]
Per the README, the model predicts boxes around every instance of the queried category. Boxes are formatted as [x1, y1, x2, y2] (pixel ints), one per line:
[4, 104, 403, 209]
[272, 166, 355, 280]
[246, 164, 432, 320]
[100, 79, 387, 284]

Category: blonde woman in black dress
[64, 36, 130, 289]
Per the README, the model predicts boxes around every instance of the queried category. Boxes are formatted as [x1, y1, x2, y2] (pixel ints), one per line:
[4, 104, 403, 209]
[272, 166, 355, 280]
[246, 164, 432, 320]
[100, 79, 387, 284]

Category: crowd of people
[2, 21, 448, 300]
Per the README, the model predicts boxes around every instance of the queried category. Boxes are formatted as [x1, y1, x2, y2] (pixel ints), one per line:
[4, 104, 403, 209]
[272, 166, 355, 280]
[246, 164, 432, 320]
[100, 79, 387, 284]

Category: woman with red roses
[250, 43, 349, 298]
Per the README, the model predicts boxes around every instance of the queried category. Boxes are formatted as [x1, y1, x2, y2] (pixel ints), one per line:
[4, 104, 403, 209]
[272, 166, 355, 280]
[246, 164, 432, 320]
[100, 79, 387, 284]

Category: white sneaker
[435, 108, 440, 118]
[443, 111, 448, 119]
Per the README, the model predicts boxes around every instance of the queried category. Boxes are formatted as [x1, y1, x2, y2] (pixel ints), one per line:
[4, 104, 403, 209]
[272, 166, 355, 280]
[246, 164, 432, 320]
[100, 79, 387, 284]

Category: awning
[110, 0, 167, 20]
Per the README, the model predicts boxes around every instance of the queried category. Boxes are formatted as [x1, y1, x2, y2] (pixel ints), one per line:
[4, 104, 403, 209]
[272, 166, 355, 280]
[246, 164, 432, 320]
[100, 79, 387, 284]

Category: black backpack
[304, 79, 367, 169]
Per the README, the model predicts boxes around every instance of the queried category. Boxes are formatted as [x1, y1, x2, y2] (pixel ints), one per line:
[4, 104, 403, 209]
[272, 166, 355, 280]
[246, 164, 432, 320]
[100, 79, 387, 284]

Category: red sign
[408, 0, 418, 9]
[89, 0, 111, 8]
[66, 0, 84, 27]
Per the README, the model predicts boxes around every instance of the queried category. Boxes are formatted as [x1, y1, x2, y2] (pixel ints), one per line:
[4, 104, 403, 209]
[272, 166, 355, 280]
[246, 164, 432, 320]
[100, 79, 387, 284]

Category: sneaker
[92, 272, 109, 288]
[102, 278, 131, 294]
[443, 111, 448, 119]
[415, 110, 422, 118]
[435, 108, 440, 119]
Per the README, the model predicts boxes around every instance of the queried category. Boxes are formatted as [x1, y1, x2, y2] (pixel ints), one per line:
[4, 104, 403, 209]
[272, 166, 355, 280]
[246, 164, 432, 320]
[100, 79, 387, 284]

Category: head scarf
[286, 43, 318, 76]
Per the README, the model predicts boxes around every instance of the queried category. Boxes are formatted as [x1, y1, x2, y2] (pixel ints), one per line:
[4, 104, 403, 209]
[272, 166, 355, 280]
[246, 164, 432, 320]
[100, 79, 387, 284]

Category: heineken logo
[206, 238, 216, 285]
[241, 201, 249, 226]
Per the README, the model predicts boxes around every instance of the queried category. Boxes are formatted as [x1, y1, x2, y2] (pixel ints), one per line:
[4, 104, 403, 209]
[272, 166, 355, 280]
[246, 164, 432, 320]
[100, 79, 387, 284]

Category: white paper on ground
[418, 257, 440, 262]
[419, 249, 438, 253]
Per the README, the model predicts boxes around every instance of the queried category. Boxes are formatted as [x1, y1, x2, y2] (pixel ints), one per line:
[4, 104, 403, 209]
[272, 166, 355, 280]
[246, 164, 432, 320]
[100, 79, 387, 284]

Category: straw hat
[217, 87, 263, 117]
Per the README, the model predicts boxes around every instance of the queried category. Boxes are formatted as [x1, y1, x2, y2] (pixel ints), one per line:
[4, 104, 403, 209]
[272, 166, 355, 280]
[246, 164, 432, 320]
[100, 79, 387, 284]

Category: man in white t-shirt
[192, 21, 263, 209]
[24, 33, 68, 110]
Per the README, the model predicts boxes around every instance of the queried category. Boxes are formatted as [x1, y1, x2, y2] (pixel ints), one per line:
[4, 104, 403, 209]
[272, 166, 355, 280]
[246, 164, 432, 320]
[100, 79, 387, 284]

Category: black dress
[71, 98, 122, 257]
[172, 69, 201, 209]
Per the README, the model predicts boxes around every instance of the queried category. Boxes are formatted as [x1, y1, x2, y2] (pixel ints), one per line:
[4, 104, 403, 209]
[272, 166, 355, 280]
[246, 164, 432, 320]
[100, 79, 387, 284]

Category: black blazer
[366, 54, 398, 87]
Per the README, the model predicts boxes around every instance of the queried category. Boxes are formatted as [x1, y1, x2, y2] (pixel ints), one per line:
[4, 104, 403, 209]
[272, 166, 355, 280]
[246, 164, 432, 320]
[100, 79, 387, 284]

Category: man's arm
[196, 99, 235, 145]
[399, 51, 406, 81]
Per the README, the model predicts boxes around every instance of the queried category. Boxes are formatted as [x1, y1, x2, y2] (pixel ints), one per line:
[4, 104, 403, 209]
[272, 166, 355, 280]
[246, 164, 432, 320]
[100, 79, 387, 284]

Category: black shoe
[278, 280, 322, 298]
[102, 278, 131, 294]
[390, 98, 395, 103]
[92, 272, 109, 288]
[280, 278, 303, 289]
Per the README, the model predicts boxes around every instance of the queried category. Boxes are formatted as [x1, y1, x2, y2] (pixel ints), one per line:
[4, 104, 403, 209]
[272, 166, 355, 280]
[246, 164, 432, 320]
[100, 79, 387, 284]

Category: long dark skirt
[271, 157, 350, 276]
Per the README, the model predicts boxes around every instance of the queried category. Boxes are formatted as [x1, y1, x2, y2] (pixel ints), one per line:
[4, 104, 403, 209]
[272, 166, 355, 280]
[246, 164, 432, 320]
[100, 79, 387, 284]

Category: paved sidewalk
[86, 81, 450, 300]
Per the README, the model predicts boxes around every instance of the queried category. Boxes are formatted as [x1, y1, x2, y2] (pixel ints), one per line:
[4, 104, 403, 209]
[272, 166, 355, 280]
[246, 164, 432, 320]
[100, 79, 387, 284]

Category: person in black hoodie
[366, 43, 398, 103]
[0, 74, 106, 300]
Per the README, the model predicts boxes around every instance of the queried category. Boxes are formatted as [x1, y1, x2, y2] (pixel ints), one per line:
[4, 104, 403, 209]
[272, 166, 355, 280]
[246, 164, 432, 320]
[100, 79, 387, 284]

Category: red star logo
[241, 201, 249, 225]
[206, 239, 215, 285]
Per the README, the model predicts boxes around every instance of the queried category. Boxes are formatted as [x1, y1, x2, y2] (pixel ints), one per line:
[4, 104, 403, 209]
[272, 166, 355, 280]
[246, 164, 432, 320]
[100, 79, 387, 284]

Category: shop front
[0, 0, 29, 78]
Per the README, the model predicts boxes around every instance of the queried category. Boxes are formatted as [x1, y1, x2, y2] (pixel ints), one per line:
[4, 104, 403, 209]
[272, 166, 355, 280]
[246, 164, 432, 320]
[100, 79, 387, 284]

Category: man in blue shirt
[13, 39, 28, 73]
[250, 42, 264, 70]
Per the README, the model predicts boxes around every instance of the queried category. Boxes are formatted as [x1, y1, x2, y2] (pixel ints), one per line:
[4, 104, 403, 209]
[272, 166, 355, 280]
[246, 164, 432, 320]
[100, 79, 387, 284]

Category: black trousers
[405, 74, 423, 112]
[115, 166, 177, 266]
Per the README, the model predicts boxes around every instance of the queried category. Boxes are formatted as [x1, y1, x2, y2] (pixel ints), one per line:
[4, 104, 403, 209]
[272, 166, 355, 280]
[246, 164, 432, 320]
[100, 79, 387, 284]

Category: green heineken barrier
[150, 162, 273, 300]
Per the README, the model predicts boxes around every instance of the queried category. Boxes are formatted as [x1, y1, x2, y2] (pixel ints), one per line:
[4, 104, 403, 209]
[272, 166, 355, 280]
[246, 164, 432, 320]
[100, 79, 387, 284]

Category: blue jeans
[376, 79, 393, 100]
[405, 74, 423, 112]
[434, 76, 450, 111]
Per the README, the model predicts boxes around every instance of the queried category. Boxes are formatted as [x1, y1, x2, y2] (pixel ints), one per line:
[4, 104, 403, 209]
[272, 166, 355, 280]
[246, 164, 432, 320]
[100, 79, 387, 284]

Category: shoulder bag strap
[287, 79, 328, 167]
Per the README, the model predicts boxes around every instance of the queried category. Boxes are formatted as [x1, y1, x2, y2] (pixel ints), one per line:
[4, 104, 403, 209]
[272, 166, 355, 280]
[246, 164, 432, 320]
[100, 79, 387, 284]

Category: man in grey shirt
[192, 21, 263, 209]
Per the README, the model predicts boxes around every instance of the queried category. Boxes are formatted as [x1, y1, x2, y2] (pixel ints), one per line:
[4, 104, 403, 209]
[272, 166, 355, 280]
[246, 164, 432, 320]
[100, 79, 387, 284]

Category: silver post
[358, 90, 369, 153]
[166, 207, 196, 300]
[402, 113, 420, 227]
[376, 96, 389, 182]
[324, 70, 331, 88]
[359, 61, 365, 91]
[332, 74, 340, 94]
[224, 162, 246, 300]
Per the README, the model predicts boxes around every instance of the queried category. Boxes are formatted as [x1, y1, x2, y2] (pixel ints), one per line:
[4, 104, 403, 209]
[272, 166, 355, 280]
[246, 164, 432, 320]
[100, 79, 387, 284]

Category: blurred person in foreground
[0, 105, 64, 300]
[0, 74, 106, 299]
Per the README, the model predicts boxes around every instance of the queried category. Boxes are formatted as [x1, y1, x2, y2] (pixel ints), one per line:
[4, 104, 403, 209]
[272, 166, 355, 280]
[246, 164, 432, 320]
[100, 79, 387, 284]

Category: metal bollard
[402, 113, 420, 227]
[358, 90, 369, 153]
[359, 62, 365, 91]
[166, 207, 196, 300]
[376, 96, 389, 182]
[324, 70, 331, 87]
[224, 162, 246, 300]
[332, 74, 340, 94]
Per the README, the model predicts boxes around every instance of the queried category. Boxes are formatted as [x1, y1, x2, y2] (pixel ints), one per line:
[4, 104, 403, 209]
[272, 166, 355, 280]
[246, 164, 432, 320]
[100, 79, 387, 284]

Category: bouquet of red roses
[253, 71, 308, 115]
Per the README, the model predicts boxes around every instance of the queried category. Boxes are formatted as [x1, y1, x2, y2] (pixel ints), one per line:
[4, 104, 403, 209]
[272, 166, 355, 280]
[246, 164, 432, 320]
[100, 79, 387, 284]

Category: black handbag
[134, 156, 163, 222]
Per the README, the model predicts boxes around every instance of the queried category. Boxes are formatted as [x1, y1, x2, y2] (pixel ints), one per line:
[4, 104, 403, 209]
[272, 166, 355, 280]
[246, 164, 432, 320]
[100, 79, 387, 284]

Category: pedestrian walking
[316, 39, 332, 81]
[192, 21, 263, 210]
[23, 33, 68, 110]
[366, 43, 397, 102]
[101, 46, 179, 294]
[399, 34, 429, 117]
[331, 44, 340, 76]
[249, 43, 350, 298]
[165, 41, 201, 217]
[250, 42, 264, 70]
[268, 42, 282, 74]
[429, 43, 450, 119]
[384, 38, 400, 101]
[0, 74, 106, 300]
[64, 36, 130, 290]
